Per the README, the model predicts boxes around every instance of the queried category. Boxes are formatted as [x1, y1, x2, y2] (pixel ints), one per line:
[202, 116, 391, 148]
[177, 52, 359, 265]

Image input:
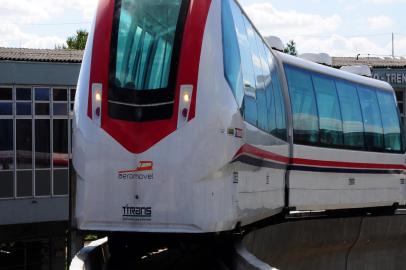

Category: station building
[333, 56, 406, 125]
[0, 48, 82, 269]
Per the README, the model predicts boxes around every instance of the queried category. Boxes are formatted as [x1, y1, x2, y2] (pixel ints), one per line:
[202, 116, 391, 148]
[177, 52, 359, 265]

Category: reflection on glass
[70, 89, 76, 101]
[0, 103, 12, 115]
[53, 119, 69, 168]
[53, 88, 67, 101]
[17, 119, 32, 169]
[53, 103, 67, 116]
[0, 171, 13, 198]
[17, 103, 32, 115]
[35, 170, 51, 196]
[35, 103, 50, 115]
[0, 88, 12, 100]
[53, 169, 68, 195]
[0, 120, 13, 170]
[16, 88, 31, 100]
[17, 171, 32, 197]
[35, 88, 50, 101]
[35, 120, 50, 168]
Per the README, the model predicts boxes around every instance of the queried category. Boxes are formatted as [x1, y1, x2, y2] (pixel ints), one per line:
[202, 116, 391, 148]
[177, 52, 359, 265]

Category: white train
[72, 0, 406, 234]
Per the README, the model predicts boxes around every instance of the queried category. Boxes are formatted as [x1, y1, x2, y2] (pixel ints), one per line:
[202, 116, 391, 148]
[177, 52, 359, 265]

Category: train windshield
[109, 0, 188, 121]
[114, 0, 181, 90]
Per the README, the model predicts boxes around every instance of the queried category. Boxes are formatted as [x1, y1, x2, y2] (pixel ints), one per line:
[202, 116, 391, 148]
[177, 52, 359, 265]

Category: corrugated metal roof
[0, 47, 83, 63]
[332, 56, 406, 68]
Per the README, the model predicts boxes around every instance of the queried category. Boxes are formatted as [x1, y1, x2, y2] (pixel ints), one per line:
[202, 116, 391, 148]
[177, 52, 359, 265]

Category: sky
[0, 0, 405, 57]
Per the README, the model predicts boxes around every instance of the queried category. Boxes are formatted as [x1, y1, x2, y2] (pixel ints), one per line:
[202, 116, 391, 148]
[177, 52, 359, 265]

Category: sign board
[372, 69, 406, 87]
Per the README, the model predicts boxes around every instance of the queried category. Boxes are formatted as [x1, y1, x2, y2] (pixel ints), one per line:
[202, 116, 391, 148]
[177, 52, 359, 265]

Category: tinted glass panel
[312, 74, 343, 146]
[271, 70, 287, 140]
[16, 88, 31, 100]
[0, 102, 12, 115]
[17, 171, 32, 197]
[285, 65, 319, 144]
[256, 89, 269, 131]
[53, 103, 67, 116]
[336, 81, 364, 148]
[230, 2, 256, 96]
[35, 88, 50, 101]
[244, 96, 257, 126]
[376, 91, 402, 152]
[53, 119, 69, 168]
[35, 170, 51, 196]
[35, 103, 50, 115]
[16, 120, 32, 169]
[222, 0, 243, 105]
[358, 86, 384, 150]
[0, 120, 13, 171]
[0, 88, 12, 100]
[35, 120, 50, 168]
[53, 170, 68, 195]
[17, 103, 32, 115]
[0, 171, 13, 198]
[113, 0, 182, 90]
[53, 88, 67, 101]
[244, 18, 263, 90]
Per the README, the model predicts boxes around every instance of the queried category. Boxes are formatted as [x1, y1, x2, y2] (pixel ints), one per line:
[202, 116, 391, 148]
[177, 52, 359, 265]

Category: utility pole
[392, 32, 395, 58]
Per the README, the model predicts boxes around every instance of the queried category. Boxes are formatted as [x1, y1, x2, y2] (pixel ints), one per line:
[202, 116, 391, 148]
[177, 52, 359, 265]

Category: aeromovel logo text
[118, 161, 154, 181]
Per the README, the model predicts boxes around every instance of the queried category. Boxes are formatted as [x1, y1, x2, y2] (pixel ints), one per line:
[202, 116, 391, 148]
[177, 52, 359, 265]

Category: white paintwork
[72, 0, 406, 234]
[73, 0, 287, 233]
[340, 65, 372, 77]
[299, 53, 332, 66]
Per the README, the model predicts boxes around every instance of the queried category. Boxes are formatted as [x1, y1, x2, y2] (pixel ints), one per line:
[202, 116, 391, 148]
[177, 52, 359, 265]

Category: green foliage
[284, 40, 298, 56]
[55, 29, 88, 50]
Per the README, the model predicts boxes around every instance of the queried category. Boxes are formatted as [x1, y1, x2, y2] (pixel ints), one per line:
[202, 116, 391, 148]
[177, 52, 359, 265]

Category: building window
[0, 85, 74, 200]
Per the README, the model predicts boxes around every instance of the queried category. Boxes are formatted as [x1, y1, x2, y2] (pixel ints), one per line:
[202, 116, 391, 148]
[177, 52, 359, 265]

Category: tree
[55, 29, 88, 50]
[284, 40, 298, 56]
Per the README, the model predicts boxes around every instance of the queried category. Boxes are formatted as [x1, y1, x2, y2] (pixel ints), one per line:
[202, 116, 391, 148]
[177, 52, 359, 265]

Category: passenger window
[312, 74, 343, 146]
[376, 91, 402, 152]
[285, 65, 319, 144]
[256, 89, 269, 131]
[336, 81, 365, 148]
[229, 3, 256, 97]
[243, 17, 263, 91]
[272, 70, 287, 140]
[222, 0, 243, 106]
[244, 96, 258, 126]
[357, 86, 384, 150]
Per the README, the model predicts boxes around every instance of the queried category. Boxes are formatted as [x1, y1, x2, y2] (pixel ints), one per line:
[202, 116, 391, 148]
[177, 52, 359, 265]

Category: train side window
[271, 71, 287, 141]
[229, 2, 256, 98]
[357, 86, 384, 151]
[221, 0, 243, 106]
[336, 81, 365, 148]
[244, 96, 258, 126]
[243, 18, 263, 92]
[285, 65, 319, 144]
[376, 90, 402, 152]
[311, 74, 343, 146]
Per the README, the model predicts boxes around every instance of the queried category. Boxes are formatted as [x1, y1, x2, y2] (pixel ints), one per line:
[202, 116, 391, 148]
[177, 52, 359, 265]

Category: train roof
[276, 51, 394, 92]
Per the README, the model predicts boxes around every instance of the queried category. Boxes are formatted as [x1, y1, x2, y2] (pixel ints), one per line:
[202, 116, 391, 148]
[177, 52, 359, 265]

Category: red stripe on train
[235, 144, 406, 171]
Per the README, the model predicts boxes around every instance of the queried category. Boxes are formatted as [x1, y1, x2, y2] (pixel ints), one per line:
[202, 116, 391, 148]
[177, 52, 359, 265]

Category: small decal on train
[222, 127, 243, 138]
[122, 204, 152, 221]
[118, 161, 154, 181]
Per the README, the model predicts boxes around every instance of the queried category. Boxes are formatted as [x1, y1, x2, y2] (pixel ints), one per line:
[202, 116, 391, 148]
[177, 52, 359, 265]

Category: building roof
[0, 47, 83, 63]
[332, 56, 406, 69]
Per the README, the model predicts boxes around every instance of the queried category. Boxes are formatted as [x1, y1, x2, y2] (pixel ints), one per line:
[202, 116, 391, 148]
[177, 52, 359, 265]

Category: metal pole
[392, 32, 395, 58]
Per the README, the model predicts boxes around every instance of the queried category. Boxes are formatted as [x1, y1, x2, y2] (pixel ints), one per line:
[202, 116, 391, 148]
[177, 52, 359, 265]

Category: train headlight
[183, 93, 190, 103]
[95, 92, 102, 102]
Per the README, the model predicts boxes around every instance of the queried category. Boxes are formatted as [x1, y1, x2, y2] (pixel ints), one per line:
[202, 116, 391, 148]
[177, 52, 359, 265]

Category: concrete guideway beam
[242, 215, 406, 270]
